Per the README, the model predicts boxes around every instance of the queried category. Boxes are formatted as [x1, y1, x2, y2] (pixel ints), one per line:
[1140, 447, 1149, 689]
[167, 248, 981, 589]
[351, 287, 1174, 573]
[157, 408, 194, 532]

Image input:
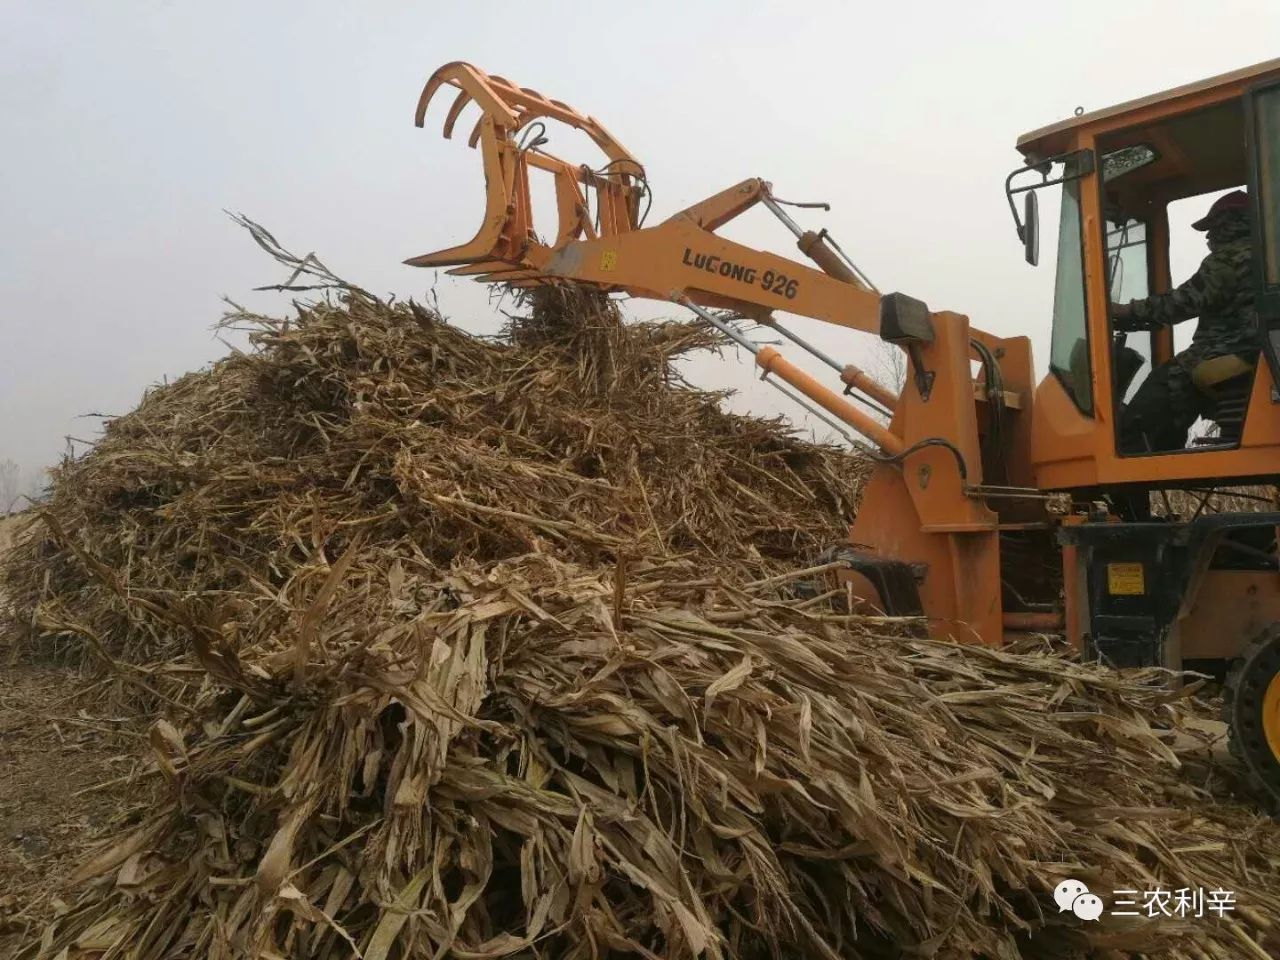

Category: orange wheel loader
[409, 60, 1280, 808]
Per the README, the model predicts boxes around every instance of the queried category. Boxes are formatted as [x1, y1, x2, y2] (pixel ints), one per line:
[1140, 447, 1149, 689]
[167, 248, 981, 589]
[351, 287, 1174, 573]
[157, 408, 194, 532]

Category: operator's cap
[1191, 189, 1250, 230]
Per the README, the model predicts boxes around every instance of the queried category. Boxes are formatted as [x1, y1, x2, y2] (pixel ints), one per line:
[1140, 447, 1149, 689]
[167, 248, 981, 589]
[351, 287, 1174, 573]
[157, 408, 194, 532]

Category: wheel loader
[410, 60, 1280, 805]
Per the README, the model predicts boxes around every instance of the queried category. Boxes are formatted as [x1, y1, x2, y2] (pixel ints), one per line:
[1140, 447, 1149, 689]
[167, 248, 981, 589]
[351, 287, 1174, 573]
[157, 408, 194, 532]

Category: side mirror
[1022, 190, 1040, 266]
[1004, 150, 1091, 267]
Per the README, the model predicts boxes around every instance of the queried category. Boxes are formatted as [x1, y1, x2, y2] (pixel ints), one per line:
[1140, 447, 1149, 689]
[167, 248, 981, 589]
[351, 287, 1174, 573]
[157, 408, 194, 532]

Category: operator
[1110, 190, 1258, 453]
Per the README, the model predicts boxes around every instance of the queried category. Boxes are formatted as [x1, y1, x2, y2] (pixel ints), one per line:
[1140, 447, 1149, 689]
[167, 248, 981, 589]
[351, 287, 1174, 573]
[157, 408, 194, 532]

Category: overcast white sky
[3, 1, 1279, 478]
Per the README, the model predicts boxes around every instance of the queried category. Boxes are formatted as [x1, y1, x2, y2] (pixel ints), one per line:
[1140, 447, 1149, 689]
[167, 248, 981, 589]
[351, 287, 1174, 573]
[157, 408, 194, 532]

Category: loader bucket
[407, 62, 647, 286]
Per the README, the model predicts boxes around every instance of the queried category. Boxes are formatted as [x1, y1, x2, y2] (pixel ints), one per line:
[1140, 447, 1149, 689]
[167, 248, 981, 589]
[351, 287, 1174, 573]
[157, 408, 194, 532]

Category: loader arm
[408, 64, 1005, 461]
[410, 62, 1037, 644]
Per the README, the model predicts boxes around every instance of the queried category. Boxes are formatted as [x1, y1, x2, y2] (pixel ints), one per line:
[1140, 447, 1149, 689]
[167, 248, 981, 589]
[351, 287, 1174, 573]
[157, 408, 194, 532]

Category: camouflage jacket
[1126, 235, 1258, 367]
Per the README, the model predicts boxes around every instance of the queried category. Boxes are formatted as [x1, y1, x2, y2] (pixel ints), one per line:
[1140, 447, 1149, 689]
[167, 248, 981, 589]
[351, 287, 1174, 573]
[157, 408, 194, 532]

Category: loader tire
[1222, 624, 1280, 814]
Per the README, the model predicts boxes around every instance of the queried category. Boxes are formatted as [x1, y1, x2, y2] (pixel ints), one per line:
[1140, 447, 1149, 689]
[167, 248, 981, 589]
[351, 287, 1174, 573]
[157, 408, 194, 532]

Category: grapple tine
[447, 261, 514, 277]
[472, 269, 543, 283]
[440, 90, 473, 140]
[504, 278, 563, 289]
[415, 62, 519, 130]
[414, 72, 450, 128]
[405, 251, 460, 268]
[467, 115, 487, 150]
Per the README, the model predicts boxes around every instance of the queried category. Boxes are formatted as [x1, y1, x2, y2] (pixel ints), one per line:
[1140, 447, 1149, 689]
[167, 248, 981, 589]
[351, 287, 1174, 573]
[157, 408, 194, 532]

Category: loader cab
[1012, 59, 1280, 496]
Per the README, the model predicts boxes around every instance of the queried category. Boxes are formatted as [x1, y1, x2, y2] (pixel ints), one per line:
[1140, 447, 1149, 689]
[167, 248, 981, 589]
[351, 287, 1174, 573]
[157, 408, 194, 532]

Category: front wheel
[1223, 624, 1280, 812]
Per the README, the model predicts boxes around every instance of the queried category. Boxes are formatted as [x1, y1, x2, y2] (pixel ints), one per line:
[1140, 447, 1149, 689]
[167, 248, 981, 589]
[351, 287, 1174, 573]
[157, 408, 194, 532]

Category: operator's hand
[1110, 301, 1139, 330]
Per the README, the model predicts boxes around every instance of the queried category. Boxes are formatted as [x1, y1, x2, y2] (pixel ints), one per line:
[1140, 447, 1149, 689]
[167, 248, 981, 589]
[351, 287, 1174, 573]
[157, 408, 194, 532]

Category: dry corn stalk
[2, 265, 1278, 958]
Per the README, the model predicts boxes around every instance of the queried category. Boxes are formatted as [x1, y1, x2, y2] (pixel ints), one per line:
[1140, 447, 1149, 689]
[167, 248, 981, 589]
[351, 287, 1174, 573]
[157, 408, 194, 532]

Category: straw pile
[4, 283, 858, 668]
[3, 252, 1279, 958]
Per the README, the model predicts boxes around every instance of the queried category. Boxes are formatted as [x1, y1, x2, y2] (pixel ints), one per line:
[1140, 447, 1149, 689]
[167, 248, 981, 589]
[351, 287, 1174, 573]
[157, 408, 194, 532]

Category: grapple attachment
[407, 62, 647, 287]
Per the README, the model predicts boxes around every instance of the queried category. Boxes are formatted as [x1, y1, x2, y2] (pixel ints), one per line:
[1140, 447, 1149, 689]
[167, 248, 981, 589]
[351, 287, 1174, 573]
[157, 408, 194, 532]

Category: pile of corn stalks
[4, 273, 1279, 958]
[5, 284, 860, 667]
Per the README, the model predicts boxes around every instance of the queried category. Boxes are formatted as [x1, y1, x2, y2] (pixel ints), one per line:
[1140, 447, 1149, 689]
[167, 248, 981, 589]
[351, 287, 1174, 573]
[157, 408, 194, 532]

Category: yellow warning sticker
[599, 250, 618, 272]
[1107, 562, 1145, 596]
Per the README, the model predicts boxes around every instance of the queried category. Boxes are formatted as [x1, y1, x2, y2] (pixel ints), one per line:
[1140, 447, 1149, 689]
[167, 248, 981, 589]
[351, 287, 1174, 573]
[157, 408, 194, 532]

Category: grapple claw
[410, 61, 646, 279]
[415, 62, 519, 129]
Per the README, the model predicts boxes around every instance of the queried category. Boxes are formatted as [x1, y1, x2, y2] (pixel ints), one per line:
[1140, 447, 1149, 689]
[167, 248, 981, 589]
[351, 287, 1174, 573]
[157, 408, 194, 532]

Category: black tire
[1222, 623, 1280, 813]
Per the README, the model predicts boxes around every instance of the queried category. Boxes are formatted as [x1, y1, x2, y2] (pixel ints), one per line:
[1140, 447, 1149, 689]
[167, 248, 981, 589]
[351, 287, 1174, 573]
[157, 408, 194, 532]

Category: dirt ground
[0, 514, 145, 944]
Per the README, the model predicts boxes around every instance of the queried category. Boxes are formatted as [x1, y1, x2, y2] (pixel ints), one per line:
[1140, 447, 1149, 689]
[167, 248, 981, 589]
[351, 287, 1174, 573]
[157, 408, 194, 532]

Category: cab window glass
[1049, 158, 1093, 415]
[1258, 84, 1280, 286]
[1106, 218, 1151, 403]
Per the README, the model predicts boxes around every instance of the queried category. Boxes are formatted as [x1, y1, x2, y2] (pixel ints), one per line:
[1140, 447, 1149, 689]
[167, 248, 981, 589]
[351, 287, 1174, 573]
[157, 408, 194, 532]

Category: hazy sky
[3, 1, 1279, 477]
